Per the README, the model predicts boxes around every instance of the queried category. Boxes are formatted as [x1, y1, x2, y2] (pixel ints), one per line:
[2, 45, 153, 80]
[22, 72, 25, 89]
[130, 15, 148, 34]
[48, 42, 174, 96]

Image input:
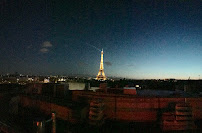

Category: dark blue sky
[0, 0, 201, 79]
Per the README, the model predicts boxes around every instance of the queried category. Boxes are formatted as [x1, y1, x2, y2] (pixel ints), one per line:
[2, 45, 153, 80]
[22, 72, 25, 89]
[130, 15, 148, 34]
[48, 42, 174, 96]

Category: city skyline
[0, 1, 201, 79]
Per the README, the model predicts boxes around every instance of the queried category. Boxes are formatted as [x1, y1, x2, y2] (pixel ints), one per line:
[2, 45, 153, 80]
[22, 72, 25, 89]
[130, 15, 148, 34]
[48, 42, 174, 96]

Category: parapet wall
[72, 91, 202, 121]
[20, 96, 75, 122]
[19, 91, 202, 123]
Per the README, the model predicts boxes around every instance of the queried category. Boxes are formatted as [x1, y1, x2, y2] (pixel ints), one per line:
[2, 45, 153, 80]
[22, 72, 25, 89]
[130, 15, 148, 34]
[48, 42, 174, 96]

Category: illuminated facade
[96, 49, 106, 81]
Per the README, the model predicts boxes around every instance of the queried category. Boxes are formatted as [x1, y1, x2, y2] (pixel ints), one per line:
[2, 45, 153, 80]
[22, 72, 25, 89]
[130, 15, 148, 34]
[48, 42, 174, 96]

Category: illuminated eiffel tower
[96, 49, 106, 81]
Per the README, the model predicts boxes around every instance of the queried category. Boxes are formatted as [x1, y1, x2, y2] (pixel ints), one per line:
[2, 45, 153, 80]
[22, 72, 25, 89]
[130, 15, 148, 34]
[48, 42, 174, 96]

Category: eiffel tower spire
[96, 49, 106, 81]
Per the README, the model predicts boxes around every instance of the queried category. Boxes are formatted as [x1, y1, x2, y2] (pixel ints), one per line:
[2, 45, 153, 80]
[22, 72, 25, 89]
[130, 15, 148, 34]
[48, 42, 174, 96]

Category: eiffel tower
[96, 49, 106, 81]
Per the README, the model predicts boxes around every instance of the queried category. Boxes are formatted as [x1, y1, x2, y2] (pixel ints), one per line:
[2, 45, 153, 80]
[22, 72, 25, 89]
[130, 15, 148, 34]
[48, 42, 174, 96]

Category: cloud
[42, 41, 52, 48]
[39, 41, 52, 53]
[40, 48, 49, 53]
[104, 61, 112, 66]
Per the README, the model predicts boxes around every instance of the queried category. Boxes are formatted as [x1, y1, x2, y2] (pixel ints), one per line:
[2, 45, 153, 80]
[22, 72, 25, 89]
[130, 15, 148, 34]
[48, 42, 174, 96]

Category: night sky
[0, 0, 201, 79]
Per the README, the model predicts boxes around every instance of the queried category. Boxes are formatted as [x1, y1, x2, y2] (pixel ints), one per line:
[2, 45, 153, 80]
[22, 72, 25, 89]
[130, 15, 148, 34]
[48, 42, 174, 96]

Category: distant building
[44, 78, 50, 83]
[68, 82, 85, 90]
